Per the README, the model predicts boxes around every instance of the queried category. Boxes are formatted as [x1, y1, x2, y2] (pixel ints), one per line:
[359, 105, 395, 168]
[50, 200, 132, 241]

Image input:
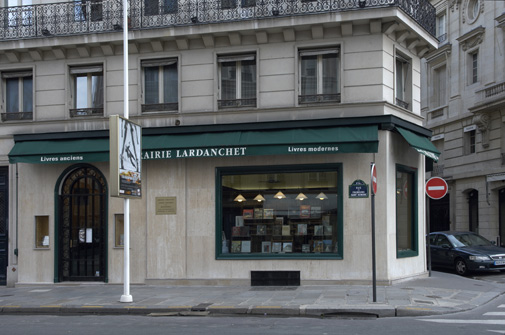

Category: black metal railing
[299, 93, 341, 104]
[218, 98, 256, 109]
[396, 98, 409, 109]
[0, 0, 436, 41]
[141, 102, 178, 113]
[1, 112, 32, 121]
[69, 107, 104, 117]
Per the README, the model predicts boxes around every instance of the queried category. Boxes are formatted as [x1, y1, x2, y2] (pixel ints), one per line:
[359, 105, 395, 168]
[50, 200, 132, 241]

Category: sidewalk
[1, 271, 504, 318]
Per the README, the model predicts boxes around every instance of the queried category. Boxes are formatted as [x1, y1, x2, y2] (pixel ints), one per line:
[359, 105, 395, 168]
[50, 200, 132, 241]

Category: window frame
[217, 53, 257, 109]
[1, 70, 33, 121]
[395, 51, 412, 110]
[469, 50, 478, 85]
[69, 65, 104, 117]
[396, 164, 418, 258]
[436, 11, 447, 42]
[215, 163, 344, 260]
[432, 63, 447, 108]
[141, 58, 179, 113]
[298, 47, 341, 104]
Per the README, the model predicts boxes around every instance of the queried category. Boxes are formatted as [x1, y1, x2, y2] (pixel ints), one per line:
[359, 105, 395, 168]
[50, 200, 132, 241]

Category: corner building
[0, 0, 439, 287]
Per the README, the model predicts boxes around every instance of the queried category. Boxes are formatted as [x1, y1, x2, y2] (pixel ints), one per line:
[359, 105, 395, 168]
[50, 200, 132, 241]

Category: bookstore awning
[8, 125, 378, 164]
[396, 127, 440, 162]
[141, 125, 379, 160]
[8, 138, 109, 164]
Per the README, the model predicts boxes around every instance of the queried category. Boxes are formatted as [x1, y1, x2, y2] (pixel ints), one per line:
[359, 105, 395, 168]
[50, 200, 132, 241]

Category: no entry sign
[371, 163, 377, 195]
[425, 177, 448, 200]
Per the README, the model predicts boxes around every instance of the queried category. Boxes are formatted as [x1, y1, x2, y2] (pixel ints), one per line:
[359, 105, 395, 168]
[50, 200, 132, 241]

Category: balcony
[471, 81, 505, 113]
[0, 0, 436, 41]
[69, 108, 104, 117]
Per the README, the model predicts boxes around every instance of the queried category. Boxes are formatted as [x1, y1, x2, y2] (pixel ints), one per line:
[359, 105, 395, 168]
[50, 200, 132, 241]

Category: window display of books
[230, 206, 337, 255]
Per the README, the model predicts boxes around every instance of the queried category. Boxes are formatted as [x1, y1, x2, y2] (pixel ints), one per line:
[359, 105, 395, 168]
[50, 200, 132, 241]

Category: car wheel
[454, 258, 468, 276]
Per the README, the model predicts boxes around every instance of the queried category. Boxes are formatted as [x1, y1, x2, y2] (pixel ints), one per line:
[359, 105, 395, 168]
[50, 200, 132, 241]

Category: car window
[436, 235, 451, 247]
[429, 234, 438, 245]
[449, 233, 492, 247]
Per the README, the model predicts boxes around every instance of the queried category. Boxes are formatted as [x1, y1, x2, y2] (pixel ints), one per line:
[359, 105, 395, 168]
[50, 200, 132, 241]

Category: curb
[0, 304, 461, 318]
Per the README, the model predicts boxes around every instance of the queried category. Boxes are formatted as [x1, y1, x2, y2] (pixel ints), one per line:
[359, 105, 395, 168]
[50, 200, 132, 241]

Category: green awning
[142, 125, 378, 159]
[9, 125, 379, 164]
[396, 127, 440, 162]
[8, 138, 109, 164]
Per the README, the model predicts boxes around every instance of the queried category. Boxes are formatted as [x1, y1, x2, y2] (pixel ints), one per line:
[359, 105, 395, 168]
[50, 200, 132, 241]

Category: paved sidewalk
[0, 271, 504, 318]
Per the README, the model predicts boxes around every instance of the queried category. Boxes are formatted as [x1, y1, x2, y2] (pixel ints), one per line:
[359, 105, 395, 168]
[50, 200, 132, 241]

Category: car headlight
[469, 255, 491, 261]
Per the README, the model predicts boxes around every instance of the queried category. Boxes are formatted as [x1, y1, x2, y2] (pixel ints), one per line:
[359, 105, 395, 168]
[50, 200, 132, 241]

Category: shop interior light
[253, 194, 265, 202]
[234, 194, 246, 202]
[316, 192, 328, 200]
[296, 192, 308, 201]
[274, 191, 286, 199]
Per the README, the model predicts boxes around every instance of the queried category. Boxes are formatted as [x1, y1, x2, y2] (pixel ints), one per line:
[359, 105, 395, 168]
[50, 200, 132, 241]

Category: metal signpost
[425, 177, 448, 277]
[370, 163, 377, 303]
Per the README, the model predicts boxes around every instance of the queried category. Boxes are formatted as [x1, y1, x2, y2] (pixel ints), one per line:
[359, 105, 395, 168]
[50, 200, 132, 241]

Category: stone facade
[0, 0, 438, 286]
[422, 0, 505, 244]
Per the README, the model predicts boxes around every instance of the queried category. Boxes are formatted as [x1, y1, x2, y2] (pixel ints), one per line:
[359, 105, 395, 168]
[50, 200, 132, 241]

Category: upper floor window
[218, 54, 256, 109]
[436, 12, 447, 42]
[1, 70, 33, 121]
[464, 126, 476, 155]
[299, 48, 340, 104]
[6, 0, 33, 27]
[70, 65, 104, 117]
[144, 0, 178, 15]
[432, 64, 447, 108]
[221, 0, 256, 9]
[469, 51, 478, 84]
[395, 52, 412, 110]
[74, 0, 103, 22]
[141, 58, 178, 113]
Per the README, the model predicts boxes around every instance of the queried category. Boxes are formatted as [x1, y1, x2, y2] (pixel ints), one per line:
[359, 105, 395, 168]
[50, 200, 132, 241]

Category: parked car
[428, 231, 505, 276]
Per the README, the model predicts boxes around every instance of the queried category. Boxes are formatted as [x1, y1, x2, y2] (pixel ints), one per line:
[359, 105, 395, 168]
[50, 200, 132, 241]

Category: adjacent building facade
[422, 0, 505, 245]
[0, 0, 438, 287]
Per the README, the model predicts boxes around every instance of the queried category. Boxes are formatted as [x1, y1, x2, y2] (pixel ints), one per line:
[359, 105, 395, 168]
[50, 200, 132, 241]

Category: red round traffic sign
[371, 164, 377, 195]
[425, 177, 448, 200]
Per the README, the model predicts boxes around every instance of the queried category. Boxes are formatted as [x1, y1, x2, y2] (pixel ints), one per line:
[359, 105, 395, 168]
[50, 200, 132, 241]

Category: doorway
[57, 165, 107, 282]
[429, 194, 450, 233]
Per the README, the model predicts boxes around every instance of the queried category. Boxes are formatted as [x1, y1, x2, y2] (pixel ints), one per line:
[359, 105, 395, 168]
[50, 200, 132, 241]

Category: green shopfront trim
[215, 164, 344, 260]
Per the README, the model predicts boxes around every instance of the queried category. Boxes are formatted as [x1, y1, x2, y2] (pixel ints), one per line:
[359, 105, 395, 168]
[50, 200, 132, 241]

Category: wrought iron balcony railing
[1, 111, 32, 121]
[69, 107, 104, 117]
[0, 0, 436, 41]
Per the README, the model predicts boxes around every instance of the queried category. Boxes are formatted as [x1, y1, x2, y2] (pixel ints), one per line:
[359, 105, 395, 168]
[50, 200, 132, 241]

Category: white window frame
[217, 54, 257, 108]
[298, 47, 340, 104]
[141, 58, 178, 112]
[395, 51, 412, 110]
[2, 70, 33, 121]
[432, 63, 447, 108]
[70, 65, 104, 116]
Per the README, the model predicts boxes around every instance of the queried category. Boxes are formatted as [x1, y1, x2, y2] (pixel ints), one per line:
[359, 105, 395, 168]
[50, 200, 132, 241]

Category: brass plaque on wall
[156, 197, 177, 215]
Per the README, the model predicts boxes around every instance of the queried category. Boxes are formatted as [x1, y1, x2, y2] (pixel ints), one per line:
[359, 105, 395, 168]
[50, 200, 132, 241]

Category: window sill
[397, 249, 418, 258]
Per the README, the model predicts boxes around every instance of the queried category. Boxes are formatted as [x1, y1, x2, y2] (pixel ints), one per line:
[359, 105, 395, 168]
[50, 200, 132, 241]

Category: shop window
[69, 65, 104, 117]
[396, 165, 418, 258]
[115, 214, 124, 247]
[216, 164, 343, 259]
[141, 58, 178, 112]
[299, 48, 340, 104]
[218, 54, 256, 109]
[1, 70, 33, 121]
[395, 52, 412, 110]
[35, 215, 49, 248]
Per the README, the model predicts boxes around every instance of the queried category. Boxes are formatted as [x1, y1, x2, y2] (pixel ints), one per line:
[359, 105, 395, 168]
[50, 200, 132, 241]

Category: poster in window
[282, 242, 293, 253]
[272, 242, 282, 253]
[241, 241, 251, 253]
[262, 241, 271, 253]
[263, 208, 274, 219]
[242, 209, 253, 219]
[231, 241, 242, 253]
[300, 205, 311, 218]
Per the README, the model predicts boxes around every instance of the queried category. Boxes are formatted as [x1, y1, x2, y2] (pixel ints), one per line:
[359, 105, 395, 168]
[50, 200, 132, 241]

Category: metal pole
[120, 0, 132, 303]
[371, 162, 376, 303]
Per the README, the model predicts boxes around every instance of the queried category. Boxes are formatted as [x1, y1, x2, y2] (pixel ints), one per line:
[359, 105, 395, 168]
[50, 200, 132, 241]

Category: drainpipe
[14, 163, 18, 259]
